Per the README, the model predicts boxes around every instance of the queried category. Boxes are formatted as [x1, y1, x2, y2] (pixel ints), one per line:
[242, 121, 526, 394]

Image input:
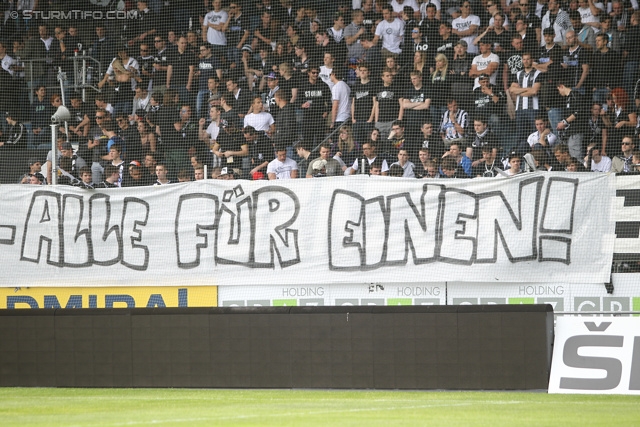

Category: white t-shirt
[527, 130, 557, 147]
[331, 80, 352, 123]
[390, 160, 416, 177]
[591, 156, 612, 172]
[578, 4, 605, 33]
[471, 53, 500, 89]
[106, 57, 140, 90]
[267, 157, 298, 179]
[1, 54, 15, 76]
[206, 121, 220, 141]
[390, 0, 419, 13]
[420, 0, 441, 18]
[452, 14, 481, 54]
[351, 157, 390, 173]
[204, 9, 228, 46]
[375, 18, 405, 54]
[243, 112, 275, 132]
[319, 65, 334, 89]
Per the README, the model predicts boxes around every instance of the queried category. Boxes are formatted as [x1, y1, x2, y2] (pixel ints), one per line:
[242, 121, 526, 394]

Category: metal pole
[50, 124, 57, 186]
[82, 52, 87, 102]
[58, 67, 69, 140]
[73, 51, 78, 94]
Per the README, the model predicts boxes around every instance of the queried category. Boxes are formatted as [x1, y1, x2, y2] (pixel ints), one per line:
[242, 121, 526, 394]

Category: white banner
[0, 172, 616, 287]
[549, 317, 640, 394]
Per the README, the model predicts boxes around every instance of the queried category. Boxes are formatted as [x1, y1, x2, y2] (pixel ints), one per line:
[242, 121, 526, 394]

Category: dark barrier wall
[0, 305, 553, 389]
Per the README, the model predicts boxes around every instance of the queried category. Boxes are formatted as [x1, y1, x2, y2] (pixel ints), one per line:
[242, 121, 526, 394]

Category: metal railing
[310, 122, 348, 154]
[19, 53, 102, 102]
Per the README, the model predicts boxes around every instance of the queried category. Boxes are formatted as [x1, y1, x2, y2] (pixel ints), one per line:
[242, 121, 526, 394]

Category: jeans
[567, 133, 584, 160]
[375, 121, 393, 141]
[196, 90, 210, 118]
[592, 88, 610, 104]
[91, 162, 104, 185]
[175, 86, 193, 108]
[515, 109, 538, 142]
[547, 108, 564, 140]
[623, 61, 639, 99]
[430, 106, 447, 130]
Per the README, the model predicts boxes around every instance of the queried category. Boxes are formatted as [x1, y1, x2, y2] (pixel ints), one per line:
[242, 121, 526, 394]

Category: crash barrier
[0, 304, 553, 389]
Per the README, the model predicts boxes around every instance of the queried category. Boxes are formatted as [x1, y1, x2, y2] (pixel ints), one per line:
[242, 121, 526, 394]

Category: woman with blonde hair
[429, 53, 451, 125]
[333, 126, 360, 171]
[278, 62, 298, 103]
[413, 51, 428, 77]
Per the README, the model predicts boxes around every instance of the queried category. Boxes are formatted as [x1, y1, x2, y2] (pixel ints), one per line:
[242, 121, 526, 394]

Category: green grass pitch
[1, 388, 638, 426]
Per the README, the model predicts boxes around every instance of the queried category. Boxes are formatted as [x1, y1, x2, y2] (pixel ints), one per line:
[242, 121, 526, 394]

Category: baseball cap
[456, 40, 468, 49]
[266, 71, 278, 79]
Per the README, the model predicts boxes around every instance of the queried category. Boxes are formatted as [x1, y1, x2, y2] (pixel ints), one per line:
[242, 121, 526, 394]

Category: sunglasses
[622, 142, 633, 145]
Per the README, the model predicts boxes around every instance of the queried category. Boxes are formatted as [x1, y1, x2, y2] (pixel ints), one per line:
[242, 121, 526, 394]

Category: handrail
[310, 122, 348, 154]
[20, 54, 102, 101]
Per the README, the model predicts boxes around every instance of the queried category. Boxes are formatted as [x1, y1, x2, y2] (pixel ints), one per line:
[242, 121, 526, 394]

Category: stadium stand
[0, 0, 636, 185]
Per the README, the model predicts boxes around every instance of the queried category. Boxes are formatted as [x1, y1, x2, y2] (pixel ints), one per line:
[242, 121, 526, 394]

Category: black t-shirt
[352, 80, 378, 122]
[153, 47, 171, 86]
[297, 79, 331, 121]
[403, 85, 431, 128]
[537, 44, 564, 109]
[197, 56, 221, 91]
[376, 83, 401, 123]
[167, 49, 197, 87]
[537, 44, 563, 82]
[150, 105, 179, 147]
[250, 134, 275, 165]
[433, 34, 459, 64]
[487, 30, 513, 53]
[134, 9, 158, 37]
[227, 15, 249, 48]
[427, 72, 451, 108]
[119, 125, 144, 162]
[362, 11, 382, 34]
[561, 46, 591, 89]
[221, 109, 242, 130]
[469, 130, 498, 161]
[217, 128, 246, 167]
[278, 75, 299, 99]
[501, 48, 524, 87]
[473, 84, 505, 117]
[420, 18, 441, 46]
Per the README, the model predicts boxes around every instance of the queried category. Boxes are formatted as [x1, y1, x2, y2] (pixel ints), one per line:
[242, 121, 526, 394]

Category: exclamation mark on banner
[538, 178, 578, 264]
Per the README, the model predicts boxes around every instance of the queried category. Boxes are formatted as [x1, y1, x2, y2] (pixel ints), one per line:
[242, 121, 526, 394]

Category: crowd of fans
[0, 0, 640, 187]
